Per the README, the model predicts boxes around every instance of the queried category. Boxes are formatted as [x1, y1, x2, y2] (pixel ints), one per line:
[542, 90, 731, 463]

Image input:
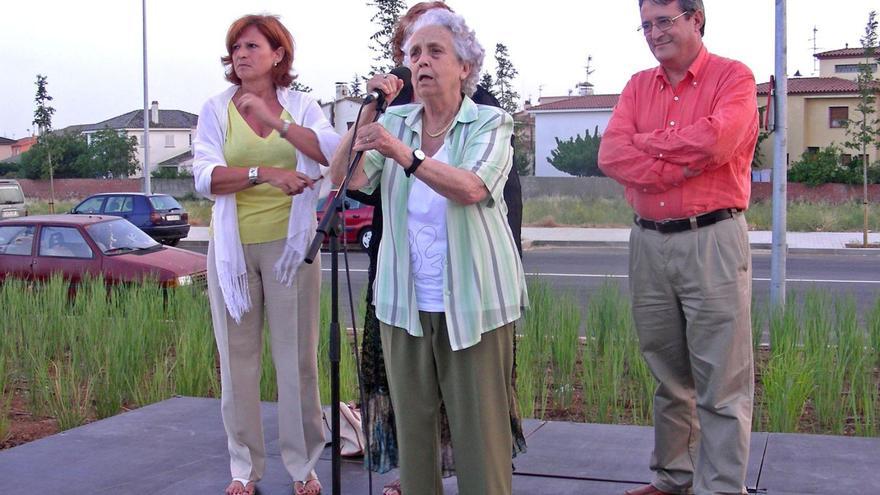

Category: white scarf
[193, 86, 339, 323]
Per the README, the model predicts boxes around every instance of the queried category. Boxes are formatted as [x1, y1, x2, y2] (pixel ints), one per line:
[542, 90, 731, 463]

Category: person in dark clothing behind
[344, 3, 525, 493]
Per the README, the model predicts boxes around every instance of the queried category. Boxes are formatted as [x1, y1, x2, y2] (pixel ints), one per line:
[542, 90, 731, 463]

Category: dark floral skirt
[360, 304, 527, 475]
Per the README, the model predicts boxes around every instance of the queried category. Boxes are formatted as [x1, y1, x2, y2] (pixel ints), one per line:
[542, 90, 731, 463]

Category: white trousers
[208, 239, 324, 483]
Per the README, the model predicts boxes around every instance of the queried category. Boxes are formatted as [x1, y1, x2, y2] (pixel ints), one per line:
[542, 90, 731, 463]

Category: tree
[19, 132, 89, 179]
[843, 10, 880, 246]
[513, 124, 534, 175]
[546, 127, 604, 177]
[787, 145, 861, 186]
[152, 167, 193, 179]
[350, 73, 364, 98]
[751, 131, 770, 169]
[84, 128, 139, 178]
[494, 43, 520, 114]
[479, 72, 495, 95]
[367, 0, 406, 75]
[32, 74, 59, 211]
[290, 80, 313, 93]
[32, 74, 55, 134]
[19, 129, 139, 179]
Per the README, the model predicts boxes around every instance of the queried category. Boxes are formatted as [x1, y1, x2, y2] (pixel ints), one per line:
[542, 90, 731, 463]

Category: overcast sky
[1, 0, 876, 139]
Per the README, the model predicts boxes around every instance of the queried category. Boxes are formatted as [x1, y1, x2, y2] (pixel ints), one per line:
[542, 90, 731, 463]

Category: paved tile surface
[2, 397, 879, 494]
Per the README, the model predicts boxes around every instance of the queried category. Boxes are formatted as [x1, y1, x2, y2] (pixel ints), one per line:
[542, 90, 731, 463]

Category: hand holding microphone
[363, 67, 412, 110]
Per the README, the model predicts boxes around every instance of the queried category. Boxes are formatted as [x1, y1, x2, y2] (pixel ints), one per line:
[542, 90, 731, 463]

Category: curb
[523, 239, 880, 256]
[180, 237, 880, 256]
[178, 239, 208, 249]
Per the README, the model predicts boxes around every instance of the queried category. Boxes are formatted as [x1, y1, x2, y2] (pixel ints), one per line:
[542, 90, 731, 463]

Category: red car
[0, 215, 206, 288]
[316, 190, 375, 250]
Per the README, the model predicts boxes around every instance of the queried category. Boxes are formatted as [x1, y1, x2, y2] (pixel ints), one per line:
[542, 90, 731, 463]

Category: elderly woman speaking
[330, 9, 527, 495]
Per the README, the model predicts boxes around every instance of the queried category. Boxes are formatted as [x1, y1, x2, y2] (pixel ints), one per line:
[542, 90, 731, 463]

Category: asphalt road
[184, 245, 879, 321]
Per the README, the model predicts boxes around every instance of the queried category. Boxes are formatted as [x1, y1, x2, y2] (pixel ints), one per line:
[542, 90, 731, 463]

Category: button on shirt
[598, 47, 759, 220]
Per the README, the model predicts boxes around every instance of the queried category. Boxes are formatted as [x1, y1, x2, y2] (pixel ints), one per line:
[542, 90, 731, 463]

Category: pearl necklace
[424, 114, 457, 138]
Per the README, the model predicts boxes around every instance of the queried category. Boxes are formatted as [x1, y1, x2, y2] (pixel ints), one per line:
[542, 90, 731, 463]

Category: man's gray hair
[639, 0, 706, 36]
[403, 9, 485, 96]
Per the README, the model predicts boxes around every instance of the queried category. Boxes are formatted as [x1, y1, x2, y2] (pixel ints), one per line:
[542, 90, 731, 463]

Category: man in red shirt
[598, 1, 757, 494]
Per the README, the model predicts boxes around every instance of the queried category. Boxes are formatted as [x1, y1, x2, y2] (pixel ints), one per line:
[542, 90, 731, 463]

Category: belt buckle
[655, 218, 675, 233]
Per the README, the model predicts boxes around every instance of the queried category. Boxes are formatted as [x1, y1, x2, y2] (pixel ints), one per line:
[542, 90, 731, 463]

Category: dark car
[0, 215, 206, 288]
[70, 193, 190, 246]
[316, 190, 375, 250]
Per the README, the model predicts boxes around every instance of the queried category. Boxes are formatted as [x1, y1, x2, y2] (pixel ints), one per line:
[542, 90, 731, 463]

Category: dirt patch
[845, 242, 880, 248]
[1, 389, 60, 450]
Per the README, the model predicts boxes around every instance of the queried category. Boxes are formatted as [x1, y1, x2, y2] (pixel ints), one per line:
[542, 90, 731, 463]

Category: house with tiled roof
[62, 101, 198, 177]
[0, 136, 37, 164]
[0, 137, 16, 162]
[757, 46, 879, 168]
[527, 90, 619, 177]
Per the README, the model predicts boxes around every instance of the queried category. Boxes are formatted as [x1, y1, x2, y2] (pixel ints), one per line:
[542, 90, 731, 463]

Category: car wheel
[358, 228, 373, 250]
[165, 239, 180, 247]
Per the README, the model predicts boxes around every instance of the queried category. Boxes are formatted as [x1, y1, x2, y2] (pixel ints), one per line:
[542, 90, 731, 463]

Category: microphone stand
[304, 96, 387, 495]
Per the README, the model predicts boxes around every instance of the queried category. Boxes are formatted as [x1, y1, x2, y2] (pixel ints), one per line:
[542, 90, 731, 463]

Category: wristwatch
[248, 167, 260, 185]
[405, 149, 426, 177]
[280, 119, 292, 137]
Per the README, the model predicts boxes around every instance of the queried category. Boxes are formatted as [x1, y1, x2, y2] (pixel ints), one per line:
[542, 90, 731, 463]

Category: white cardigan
[193, 86, 340, 322]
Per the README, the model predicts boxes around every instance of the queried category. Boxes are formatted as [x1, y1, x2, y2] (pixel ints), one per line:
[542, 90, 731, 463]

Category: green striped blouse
[360, 96, 528, 351]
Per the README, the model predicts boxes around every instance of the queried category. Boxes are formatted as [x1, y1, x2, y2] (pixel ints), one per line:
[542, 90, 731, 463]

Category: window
[165, 134, 175, 147]
[806, 147, 820, 154]
[0, 225, 35, 256]
[104, 196, 134, 214]
[74, 196, 105, 214]
[39, 226, 93, 259]
[829, 107, 849, 128]
[835, 63, 878, 74]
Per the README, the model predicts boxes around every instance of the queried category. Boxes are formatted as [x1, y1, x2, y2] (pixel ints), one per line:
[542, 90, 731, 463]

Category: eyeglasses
[637, 11, 688, 35]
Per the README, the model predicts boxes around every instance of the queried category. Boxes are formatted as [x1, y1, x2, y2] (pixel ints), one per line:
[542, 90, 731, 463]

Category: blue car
[70, 193, 190, 246]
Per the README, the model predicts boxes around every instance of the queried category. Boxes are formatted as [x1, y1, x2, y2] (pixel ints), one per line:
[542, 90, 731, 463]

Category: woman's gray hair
[403, 9, 484, 96]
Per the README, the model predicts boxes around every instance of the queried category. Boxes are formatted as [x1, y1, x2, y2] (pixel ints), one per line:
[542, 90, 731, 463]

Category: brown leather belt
[634, 208, 740, 234]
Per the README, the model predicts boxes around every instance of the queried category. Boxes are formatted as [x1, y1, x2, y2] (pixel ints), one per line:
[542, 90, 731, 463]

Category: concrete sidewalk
[522, 227, 880, 255]
[182, 226, 880, 255]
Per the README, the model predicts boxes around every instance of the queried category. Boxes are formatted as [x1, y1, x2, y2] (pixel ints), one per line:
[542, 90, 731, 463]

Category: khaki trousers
[380, 314, 514, 495]
[629, 214, 753, 495]
[208, 239, 324, 483]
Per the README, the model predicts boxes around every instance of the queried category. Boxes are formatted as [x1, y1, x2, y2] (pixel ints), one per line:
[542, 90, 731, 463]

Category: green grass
[2, 275, 878, 442]
[523, 196, 879, 232]
[25, 200, 77, 215]
[24, 197, 878, 233]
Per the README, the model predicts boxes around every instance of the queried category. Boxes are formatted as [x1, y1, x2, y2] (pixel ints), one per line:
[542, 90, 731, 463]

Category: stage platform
[1, 397, 877, 494]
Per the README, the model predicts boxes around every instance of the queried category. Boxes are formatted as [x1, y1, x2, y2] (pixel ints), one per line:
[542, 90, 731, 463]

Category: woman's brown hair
[221, 14, 296, 87]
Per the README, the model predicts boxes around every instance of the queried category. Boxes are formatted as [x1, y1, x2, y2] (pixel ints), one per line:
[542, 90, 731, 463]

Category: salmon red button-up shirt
[598, 46, 759, 221]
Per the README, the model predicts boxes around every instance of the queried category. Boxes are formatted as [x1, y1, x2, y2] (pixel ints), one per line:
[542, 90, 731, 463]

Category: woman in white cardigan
[192, 14, 339, 495]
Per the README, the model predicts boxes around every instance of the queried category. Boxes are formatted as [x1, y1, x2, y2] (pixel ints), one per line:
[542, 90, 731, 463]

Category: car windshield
[148, 195, 182, 210]
[85, 218, 159, 254]
[0, 186, 24, 204]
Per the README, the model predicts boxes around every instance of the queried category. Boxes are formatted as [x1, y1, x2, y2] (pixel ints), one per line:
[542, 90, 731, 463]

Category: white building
[527, 94, 618, 177]
[68, 101, 198, 177]
[321, 83, 365, 136]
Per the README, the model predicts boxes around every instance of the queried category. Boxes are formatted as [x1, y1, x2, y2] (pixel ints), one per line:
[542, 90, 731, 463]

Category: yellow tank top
[223, 101, 298, 244]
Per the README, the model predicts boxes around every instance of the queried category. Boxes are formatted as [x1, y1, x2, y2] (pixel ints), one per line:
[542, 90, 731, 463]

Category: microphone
[363, 66, 413, 108]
